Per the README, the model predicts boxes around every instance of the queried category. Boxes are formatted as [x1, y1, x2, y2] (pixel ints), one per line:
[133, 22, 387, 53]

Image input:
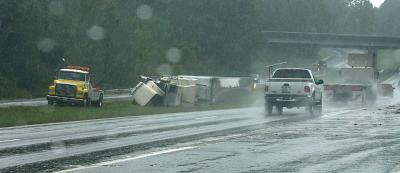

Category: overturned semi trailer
[131, 75, 256, 106]
[178, 75, 255, 104]
[163, 77, 197, 106]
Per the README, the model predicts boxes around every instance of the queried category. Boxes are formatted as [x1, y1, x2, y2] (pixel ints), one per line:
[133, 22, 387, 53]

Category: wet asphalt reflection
[1, 100, 400, 173]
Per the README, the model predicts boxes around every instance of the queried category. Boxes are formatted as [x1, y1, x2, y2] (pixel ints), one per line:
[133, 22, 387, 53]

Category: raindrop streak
[37, 38, 55, 53]
[166, 48, 182, 63]
[136, 4, 153, 20]
[87, 25, 105, 41]
[48, 0, 65, 15]
[157, 64, 173, 76]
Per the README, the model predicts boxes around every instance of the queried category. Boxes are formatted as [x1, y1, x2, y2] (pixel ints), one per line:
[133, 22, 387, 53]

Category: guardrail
[0, 88, 133, 108]
[104, 88, 132, 95]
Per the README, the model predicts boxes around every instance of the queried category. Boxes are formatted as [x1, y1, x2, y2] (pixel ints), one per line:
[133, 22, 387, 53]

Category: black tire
[306, 97, 322, 116]
[82, 94, 91, 107]
[361, 94, 366, 106]
[366, 89, 377, 105]
[96, 95, 103, 107]
[306, 94, 315, 115]
[313, 101, 322, 116]
[48, 100, 53, 106]
[305, 103, 313, 115]
[276, 105, 283, 115]
[265, 100, 273, 115]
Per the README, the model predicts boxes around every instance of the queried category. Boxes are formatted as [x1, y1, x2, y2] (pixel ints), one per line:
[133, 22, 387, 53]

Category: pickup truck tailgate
[266, 78, 311, 95]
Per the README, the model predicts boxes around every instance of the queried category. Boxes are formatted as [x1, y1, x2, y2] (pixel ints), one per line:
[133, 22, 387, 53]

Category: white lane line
[55, 146, 198, 173]
[201, 134, 246, 143]
[195, 116, 217, 120]
[0, 139, 20, 143]
[115, 125, 144, 130]
[322, 108, 361, 118]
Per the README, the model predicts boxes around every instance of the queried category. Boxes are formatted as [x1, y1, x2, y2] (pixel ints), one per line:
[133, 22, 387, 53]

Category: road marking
[202, 134, 246, 143]
[115, 125, 144, 130]
[55, 146, 198, 173]
[195, 116, 217, 120]
[0, 139, 20, 143]
[322, 108, 361, 118]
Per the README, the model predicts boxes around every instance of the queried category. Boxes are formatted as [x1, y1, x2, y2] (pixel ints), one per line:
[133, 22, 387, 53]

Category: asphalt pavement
[1, 98, 400, 172]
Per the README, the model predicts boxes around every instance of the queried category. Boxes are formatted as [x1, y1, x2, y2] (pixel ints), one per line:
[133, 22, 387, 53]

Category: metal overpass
[263, 31, 400, 69]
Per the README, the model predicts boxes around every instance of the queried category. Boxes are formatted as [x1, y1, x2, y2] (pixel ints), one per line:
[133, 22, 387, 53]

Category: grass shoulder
[0, 101, 247, 128]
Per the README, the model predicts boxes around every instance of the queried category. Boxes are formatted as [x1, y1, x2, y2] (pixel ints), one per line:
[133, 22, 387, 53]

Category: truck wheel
[276, 105, 283, 115]
[96, 95, 103, 107]
[265, 100, 273, 115]
[83, 95, 91, 107]
[48, 100, 53, 106]
[366, 90, 377, 105]
[305, 103, 313, 115]
[361, 94, 366, 106]
[306, 98, 322, 116]
[313, 102, 322, 116]
[306, 96, 315, 115]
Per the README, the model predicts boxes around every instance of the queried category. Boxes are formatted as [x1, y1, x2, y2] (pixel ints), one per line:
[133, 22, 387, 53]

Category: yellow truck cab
[47, 65, 104, 107]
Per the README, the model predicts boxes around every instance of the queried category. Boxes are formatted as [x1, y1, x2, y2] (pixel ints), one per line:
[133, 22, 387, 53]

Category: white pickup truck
[264, 68, 323, 115]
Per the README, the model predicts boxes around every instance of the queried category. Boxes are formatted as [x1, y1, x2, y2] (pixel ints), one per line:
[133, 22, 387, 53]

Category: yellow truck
[47, 65, 104, 107]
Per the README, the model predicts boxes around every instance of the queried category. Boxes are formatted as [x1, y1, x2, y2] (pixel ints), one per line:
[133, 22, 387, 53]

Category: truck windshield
[273, 69, 311, 78]
[58, 71, 86, 81]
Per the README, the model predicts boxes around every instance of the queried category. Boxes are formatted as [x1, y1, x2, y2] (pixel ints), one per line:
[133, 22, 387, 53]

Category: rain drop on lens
[37, 38, 55, 53]
[166, 48, 182, 63]
[136, 4, 153, 20]
[87, 25, 105, 41]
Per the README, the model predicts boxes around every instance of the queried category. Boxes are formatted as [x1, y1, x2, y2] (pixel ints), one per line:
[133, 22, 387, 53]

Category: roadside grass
[0, 101, 247, 128]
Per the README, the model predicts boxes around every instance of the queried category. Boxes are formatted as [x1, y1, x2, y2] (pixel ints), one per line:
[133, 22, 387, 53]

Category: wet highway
[1, 100, 400, 172]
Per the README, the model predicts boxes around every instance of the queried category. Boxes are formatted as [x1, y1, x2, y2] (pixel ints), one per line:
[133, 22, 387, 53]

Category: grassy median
[0, 101, 246, 128]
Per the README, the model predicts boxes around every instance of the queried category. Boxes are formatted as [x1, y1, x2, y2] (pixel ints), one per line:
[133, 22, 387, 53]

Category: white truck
[264, 68, 324, 115]
[323, 54, 378, 105]
[323, 67, 378, 105]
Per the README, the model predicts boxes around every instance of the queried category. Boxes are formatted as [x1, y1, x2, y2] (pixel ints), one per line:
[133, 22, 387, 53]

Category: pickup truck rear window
[272, 69, 311, 79]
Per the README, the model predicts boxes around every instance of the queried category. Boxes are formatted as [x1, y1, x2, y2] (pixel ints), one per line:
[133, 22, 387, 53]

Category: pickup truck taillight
[304, 86, 311, 93]
[265, 85, 269, 92]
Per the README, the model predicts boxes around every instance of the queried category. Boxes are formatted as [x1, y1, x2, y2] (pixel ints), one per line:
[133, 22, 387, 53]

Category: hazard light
[66, 65, 90, 72]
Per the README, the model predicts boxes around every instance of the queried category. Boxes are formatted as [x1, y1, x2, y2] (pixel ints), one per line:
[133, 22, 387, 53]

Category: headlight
[48, 86, 55, 95]
[77, 89, 84, 94]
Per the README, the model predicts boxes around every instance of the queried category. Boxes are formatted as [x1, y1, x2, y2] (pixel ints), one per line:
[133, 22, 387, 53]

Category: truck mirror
[317, 80, 324, 85]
